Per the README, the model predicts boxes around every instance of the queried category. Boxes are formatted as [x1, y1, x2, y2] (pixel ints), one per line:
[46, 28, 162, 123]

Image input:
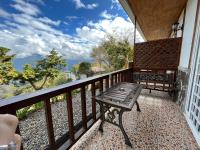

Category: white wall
[179, 0, 198, 68]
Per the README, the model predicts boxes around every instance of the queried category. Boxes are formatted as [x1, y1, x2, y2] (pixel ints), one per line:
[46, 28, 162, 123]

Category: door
[186, 1, 200, 144]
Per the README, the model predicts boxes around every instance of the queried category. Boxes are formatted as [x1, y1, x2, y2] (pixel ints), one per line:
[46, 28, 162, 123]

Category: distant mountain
[12, 54, 93, 71]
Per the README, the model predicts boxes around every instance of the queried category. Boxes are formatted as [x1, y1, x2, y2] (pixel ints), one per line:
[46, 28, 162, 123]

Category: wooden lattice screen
[133, 37, 182, 70]
[132, 37, 182, 93]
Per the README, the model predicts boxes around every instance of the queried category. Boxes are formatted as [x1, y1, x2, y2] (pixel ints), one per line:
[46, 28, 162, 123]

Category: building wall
[177, 0, 198, 111]
[179, 0, 198, 68]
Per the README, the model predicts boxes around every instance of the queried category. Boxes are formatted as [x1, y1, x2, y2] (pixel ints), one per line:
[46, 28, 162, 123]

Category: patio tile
[71, 90, 199, 150]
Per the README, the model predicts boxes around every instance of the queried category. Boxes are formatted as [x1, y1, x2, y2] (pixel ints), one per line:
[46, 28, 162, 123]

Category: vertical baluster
[44, 99, 56, 149]
[130, 69, 133, 83]
[113, 75, 115, 85]
[81, 86, 87, 130]
[100, 79, 103, 93]
[111, 75, 113, 86]
[124, 72, 126, 82]
[91, 82, 96, 120]
[118, 73, 121, 83]
[121, 72, 123, 82]
[127, 70, 130, 82]
[129, 69, 132, 82]
[114, 74, 116, 84]
[66, 90, 75, 142]
[124, 71, 127, 82]
[106, 77, 109, 89]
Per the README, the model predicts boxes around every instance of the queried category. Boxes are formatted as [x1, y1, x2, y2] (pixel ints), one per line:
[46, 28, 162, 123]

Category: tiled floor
[71, 90, 199, 150]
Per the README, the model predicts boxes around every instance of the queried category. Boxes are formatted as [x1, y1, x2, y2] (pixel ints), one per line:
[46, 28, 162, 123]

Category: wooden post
[81, 86, 87, 130]
[66, 90, 75, 142]
[44, 99, 56, 149]
[91, 82, 96, 120]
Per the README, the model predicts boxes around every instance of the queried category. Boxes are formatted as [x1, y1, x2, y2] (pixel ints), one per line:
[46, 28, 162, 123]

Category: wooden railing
[0, 68, 132, 150]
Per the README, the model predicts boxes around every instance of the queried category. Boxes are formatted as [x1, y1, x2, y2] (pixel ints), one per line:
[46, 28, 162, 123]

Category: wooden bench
[133, 69, 176, 93]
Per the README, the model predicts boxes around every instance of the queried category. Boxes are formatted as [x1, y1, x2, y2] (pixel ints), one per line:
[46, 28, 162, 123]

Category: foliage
[70, 64, 80, 79]
[16, 49, 66, 90]
[71, 62, 93, 78]
[48, 72, 72, 87]
[78, 62, 93, 77]
[0, 47, 17, 85]
[15, 73, 73, 119]
[16, 102, 44, 120]
[91, 46, 109, 68]
[91, 35, 133, 71]
[16, 107, 29, 120]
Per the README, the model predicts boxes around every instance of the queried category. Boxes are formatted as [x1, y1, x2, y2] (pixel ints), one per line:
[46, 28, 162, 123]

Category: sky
[0, 0, 143, 65]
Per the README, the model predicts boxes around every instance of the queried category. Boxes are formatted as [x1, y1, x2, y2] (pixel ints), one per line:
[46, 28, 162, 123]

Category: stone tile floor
[71, 90, 199, 150]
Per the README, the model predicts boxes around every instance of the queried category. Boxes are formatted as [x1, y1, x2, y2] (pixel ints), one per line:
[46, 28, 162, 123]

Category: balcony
[71, 89, 198, 150]
[0, 66, 199, 149]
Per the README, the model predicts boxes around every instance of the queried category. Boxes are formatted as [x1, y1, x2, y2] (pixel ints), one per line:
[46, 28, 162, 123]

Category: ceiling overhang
[120, 0, 187, 41]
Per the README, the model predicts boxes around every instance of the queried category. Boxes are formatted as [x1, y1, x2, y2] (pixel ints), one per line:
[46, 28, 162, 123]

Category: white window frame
[185, 4, 200, 145]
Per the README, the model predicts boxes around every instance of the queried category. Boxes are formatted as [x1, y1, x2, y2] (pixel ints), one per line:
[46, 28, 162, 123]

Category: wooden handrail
[0, 68, 131, 111]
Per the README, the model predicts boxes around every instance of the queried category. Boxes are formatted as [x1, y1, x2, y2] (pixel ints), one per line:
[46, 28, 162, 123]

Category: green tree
[71, 64, 80, 79]
[91, 35, 133, 71]
[0, 47, 17, 85]
[17, 49, 66, 90]
[91, 46, 110, 68]
[48, 72, 72, 86]
[78, 62, 93, 77]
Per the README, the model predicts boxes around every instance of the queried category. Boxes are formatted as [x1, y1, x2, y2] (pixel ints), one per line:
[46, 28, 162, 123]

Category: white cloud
[77, 17, 144, 46]
[11, 0, 41, 16]
[100, 10, 116, 19]
[28, 0, 45, 5]
[0, 8, 11, 18]
[111, 0, 121, 10]
[73, 0, 98, 9]
[65, 16, 79, 20]
[0, 1, 143, 61]
[38, 17, 61, 26]
[86, 3, 98, 9]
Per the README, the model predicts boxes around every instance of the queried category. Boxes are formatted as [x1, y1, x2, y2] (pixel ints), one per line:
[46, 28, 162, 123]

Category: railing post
[118, 73, 121, 83]
[128, 69, 132, 82]
[111, 75, 114, 86]
[66, 90, 75, 142]
[100, 79, 103, 93]
[81, 86, 87, 130]
[106, 77, 109, 89]
[44, 99, 56, 149]
[122, 72, 125, 82]
[121, 72, 123, 82]
[116, 74, 118, 84]
[91, 82, 96, 120]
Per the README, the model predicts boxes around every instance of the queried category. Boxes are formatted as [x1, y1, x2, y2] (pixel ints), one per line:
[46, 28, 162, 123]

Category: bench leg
[99, 103, 105, 132]
[119, 110, 133, 148]
[135, 101, 141, 112]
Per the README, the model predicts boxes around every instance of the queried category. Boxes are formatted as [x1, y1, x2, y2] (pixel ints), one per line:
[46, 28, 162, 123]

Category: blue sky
[0, 0, 143, 63]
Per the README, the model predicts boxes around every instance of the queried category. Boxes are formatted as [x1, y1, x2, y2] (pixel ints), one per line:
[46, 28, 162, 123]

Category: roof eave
[119, 0, 147, 41]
